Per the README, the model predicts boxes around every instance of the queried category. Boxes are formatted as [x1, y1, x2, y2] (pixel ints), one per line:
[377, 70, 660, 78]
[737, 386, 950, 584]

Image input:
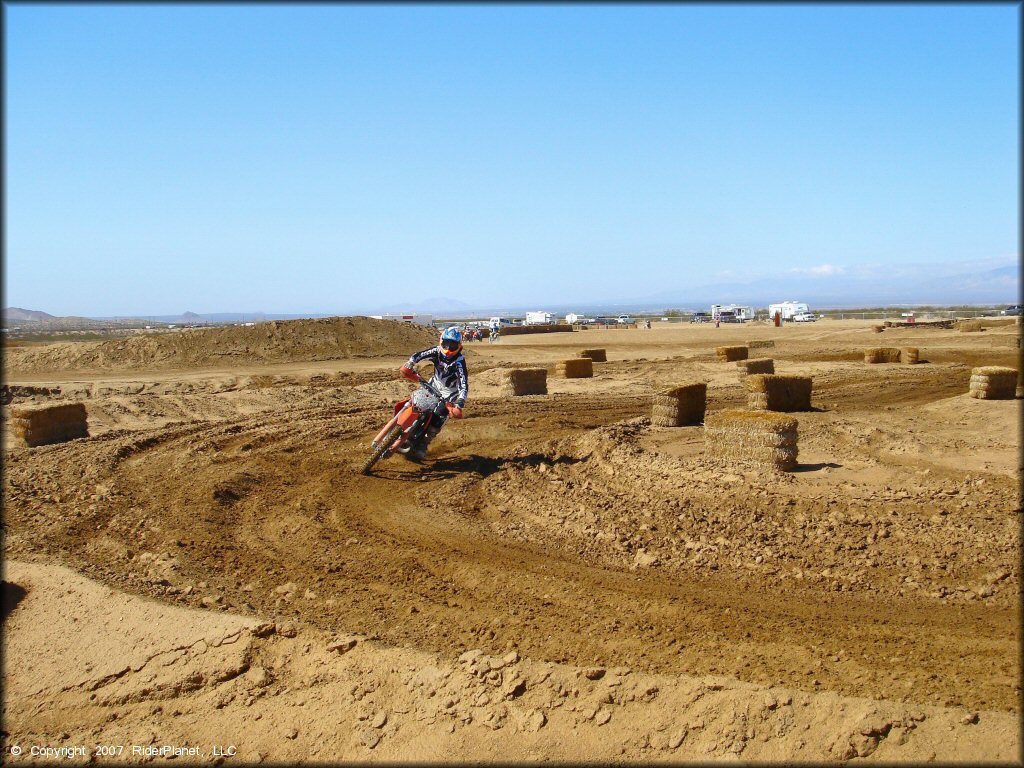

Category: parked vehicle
[616, 314, 635, 324]
[792, 311, 817, 322]
[1001, 305, 1022, 316]
[369, 313, 435, 326]
[566, 313, 597, 325]
[525, 311, 554, 325]
[690, 312, 712, 323]
[711, 304, 753, 321]
[489, 317, 515, 327]
[768, 301, 810, 321]
[717, 311, 740, 323]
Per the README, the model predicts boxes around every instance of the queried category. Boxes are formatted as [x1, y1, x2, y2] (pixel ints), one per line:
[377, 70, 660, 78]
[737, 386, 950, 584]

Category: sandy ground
[2, 318, 1021, 763]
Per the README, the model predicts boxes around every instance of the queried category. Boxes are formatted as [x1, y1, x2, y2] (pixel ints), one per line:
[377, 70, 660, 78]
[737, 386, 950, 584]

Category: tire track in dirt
[4, 379, 1018, 713]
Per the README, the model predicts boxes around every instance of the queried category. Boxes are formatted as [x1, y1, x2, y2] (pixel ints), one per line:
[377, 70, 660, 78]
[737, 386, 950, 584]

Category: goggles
[441, 339, 460, 351]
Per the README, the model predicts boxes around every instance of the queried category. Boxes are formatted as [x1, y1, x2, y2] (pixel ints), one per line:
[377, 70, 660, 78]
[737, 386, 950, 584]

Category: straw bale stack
[704, 410, 798, 471]
[957, 320, 985, 333]
[501, 324, 573, 336]
[748, 340, 775, 349]
[11, 402, 89, 448]
[650, 382, 707, 427]
[968, 366, 1017, 400]
[871, 325, 884, 333]
[902, 347, 920, 364]
[737, 358, 775, 380]
[747, 374, 812, 412]
[579, 349, 607, 362]
[556, 358, 593, 379]
[499, 368, 548, 396]
[864, 347, 902, 364]
[716, 346, 748, 362]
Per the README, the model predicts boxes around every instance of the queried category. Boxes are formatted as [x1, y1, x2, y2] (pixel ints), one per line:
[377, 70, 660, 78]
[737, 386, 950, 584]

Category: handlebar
[415, 373, 451, 403]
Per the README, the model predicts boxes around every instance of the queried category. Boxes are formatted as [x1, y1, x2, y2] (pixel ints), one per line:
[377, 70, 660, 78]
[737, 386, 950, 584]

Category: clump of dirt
[4, 316, 437, 374]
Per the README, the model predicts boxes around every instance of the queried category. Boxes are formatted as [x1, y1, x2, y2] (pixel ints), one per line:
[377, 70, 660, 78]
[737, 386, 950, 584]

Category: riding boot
[409, 425, 441, 461]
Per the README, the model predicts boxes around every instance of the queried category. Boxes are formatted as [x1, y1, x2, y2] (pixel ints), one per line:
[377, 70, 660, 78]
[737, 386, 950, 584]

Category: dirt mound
[5, 559, 1016, 763]
[4, 316, 437, 374]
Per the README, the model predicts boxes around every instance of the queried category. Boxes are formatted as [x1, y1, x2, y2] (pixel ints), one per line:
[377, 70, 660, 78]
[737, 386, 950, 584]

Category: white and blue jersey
[406, 347, 469, 409]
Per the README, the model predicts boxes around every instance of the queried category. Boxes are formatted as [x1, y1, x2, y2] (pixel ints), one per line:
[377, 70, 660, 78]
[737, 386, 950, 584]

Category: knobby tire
[361, 424, 404, 475]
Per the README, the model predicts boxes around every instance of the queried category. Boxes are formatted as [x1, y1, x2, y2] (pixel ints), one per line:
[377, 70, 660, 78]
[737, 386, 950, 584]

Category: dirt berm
[4, 316, 437, 374]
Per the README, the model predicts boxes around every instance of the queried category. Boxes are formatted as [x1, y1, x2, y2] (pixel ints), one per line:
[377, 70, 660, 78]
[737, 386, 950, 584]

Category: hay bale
[968, 366, 1017, 400]
[864, 347, 902, 364]
[737, 359, 775, 379]
[500, 368, 547, 396]
[957, 320, 986, 333]
[902, 347, 920, 365]
[716, 346, 748, 362]
[556, 358, 593, 379]
[746, 374, 812, 412]
[501, 324, 574, 336]
[9, 402, 88, 447]
[650, 382, 707, 427]
[579, 348, 607, 362]
[704, 410, 798, 471]
[871, 325, 884, 333]
[747, 340, 775, 349]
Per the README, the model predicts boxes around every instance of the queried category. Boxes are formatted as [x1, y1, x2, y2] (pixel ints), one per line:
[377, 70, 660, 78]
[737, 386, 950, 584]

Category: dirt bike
[361, 373, 456, 475]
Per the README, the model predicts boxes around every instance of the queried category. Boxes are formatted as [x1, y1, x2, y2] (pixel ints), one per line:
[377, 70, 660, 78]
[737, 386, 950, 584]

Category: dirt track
[3, 318, 1021, 762]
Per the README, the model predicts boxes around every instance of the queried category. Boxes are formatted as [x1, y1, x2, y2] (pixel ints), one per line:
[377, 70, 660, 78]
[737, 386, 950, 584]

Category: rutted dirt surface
[2, 318, 1021, 762]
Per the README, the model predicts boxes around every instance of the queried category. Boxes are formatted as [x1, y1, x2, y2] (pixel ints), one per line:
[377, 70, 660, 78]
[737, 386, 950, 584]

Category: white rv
[525, 311, 554, 325]
[369, 313, 435, 326]
[711, 304, 755, 321]
[767, 302, 809, 321]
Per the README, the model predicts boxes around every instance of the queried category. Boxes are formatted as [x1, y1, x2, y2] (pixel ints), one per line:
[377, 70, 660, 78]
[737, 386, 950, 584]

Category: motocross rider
[398, 326, 468, 461]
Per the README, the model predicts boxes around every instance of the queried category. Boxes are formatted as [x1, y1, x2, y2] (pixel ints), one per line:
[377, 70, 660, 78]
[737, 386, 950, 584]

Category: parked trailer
[525, 311, 554, 325]
[711, 304, 755, 321]
[767, 302, 810, 321]
[369, 313, 435, 326]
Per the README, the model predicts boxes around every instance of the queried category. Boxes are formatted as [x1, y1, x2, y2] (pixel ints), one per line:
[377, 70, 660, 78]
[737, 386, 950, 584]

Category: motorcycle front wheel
[361, 424, 404, 475]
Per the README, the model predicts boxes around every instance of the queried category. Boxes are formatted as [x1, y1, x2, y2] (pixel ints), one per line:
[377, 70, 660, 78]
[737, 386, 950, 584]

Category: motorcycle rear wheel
[361, 424, 404, 475]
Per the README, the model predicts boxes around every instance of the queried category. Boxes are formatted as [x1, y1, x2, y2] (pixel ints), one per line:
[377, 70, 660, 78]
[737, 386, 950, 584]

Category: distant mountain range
[4, 261, 1018, 327]
[376, 297, 474, 314]
[1, 307, 142, 329]
[4, 307, 58, 323]
[372, 263, 1020, 316]
[630, 264, 1020, 309]
[103, 311, 334, 324]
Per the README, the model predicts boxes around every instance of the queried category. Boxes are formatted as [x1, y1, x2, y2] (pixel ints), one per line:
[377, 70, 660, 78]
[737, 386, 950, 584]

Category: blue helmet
[439, 326, 463, 357]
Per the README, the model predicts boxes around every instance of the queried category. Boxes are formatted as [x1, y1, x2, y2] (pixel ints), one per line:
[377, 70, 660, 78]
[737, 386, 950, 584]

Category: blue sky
[4, 3, 1019, 316]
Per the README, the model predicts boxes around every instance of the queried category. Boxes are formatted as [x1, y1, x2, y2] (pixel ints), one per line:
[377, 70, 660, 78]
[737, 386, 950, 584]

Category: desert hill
[3, 307, 58, 323]
[4, 316, 437, 374]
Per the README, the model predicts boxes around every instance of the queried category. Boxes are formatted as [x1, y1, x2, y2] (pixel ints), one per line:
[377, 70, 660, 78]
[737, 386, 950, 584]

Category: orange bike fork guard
[372, 414, 400, 445]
